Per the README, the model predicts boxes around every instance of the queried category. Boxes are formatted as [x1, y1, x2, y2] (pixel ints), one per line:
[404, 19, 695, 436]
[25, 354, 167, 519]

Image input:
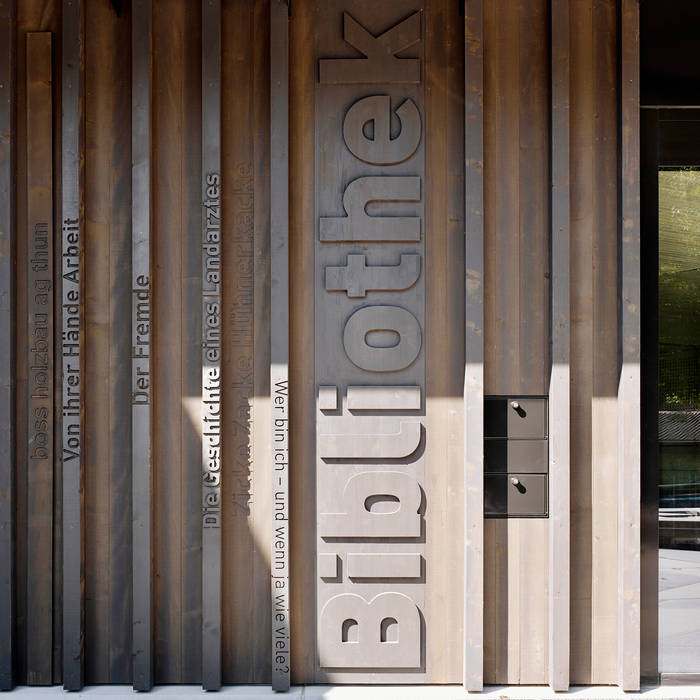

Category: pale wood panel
[570, 0, 620, 685]
[289, 0, 316, 683]
[151, 0, 202, 683]
[482, 0, 550, 684]
[424, 0, 464, 684]
[83, 0, 133, 684]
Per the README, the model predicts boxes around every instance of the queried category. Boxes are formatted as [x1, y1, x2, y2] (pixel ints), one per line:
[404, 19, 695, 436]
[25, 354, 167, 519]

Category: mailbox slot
[484, 396, 548, 517]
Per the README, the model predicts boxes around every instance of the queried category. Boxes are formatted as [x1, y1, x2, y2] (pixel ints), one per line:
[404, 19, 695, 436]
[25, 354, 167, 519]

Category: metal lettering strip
[0, 0, 14, 689]
[201, 0, 222, 690]
[25, 32, 54, 685]
[464, 0, 484, 690]
[131, 0, 152, 690]
[62, 0, 84, 689]
[549, 0, 570, 690]
[270, 0, 290, 691]
[618, 0, 641, 690]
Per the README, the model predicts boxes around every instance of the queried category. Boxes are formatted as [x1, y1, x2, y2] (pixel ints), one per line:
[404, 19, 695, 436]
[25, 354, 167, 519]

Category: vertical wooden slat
[61, 0, 84, 689]
[131, 0, 152, 690]
[201, 0, 221, 690]
[464, 0, 484, 691]
[618, 0, 640, 690]
[270, 0, 290, 691]
[549, 0, 570, 691]
[25, 32, 53, 686]
[0, 0, 14, 690]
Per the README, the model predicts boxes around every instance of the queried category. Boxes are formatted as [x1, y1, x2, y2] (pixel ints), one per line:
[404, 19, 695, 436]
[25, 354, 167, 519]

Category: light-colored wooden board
[618, 0, 641, 690]
[464, 0, 484, 689]
[549, 0, 571, 690]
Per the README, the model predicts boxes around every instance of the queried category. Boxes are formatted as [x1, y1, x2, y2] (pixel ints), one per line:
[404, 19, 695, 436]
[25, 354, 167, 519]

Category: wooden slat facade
[1, 0, 645, 690]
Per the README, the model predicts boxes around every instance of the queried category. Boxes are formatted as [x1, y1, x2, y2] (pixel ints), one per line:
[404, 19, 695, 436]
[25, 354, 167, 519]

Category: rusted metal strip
[201, 0, 222, 690]
[131, 0, 153, 690]
[549, 0, 571, 690]
[270, 0, 290, 691]
[464, 0, 484, 690]
[61, 0, 85, 689]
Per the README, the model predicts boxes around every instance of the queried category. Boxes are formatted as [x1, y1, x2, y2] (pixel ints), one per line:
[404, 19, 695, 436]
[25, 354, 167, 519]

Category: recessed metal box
[484, 395, 548, 517]
[484, 439, 549, 473]
[484, 473, 548, 517]
[484, 397, 548, 439]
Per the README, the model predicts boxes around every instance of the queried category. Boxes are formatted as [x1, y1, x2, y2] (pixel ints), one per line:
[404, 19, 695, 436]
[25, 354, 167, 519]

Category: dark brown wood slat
[288, 0, 316, 682]
[201, 0, 222, 690]
[84, 0, 132, 683]
[25, 31, 54, 686]
[131, 0, 152, 690]
[151, 0, 202, 683]
[0, 0, 15, 688]
[61, 0, 85, 689]
[618, 0, 641, 690]
[270, 0, 289, 690]
[464, 0, 484, 690]
[549, 0, 571, 690]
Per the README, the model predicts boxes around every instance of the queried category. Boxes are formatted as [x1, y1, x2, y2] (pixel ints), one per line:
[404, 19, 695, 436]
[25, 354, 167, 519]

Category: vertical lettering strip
[0, 0, 14, 689]
[270, 0, 290, 691]
[25, 32, 54, 686]
[549, 0, 570, 691]
[201, 0, 222, 690]
[315, 4, 426, 682]
[131, 0, 152, 690]
[62, 0, 85, 689]
[464, 0, 484, 690]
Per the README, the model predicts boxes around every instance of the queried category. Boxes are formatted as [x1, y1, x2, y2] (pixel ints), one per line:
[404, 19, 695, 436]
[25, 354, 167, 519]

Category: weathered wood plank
[549, 0, 571, 690]
[270, 0, 290, 690]
[131, 0, 152, 689]
[152, 0, 202, 683]
[25, 32, 54, 686]
[61, 0, 84, 689]
[464, 0, 484, 690]
[0, 0, 15, 689]
[83, 0, 132, 683]
[425, 0, 464, 683]
[201, 0, 221, 690]
[618, 0, 640, 690]
[288, 0, 315, 682]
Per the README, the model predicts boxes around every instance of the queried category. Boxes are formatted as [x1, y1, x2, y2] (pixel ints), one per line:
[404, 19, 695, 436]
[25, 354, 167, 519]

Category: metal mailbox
[484, 396, 548, 517]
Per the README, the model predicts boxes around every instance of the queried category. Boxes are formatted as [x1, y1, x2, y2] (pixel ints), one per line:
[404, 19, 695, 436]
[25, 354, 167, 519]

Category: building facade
[0, 0, 697, 692]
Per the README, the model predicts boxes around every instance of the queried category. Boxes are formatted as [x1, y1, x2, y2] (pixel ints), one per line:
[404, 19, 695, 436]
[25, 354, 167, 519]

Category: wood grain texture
[482, 0, 549, 684]
[201, 0, 221, 690]
[220, 0, 272, 685]
[464, 0, 484, 689]
[25, 32, 54, 686]
[289, 0, 316, 683]
[570, 0, 619, 685]
[61, 0, 84, 689]
[151, 0, 202, 683]
[83, 0, 132, 684]
[131, 0, 152, 689]
[424, 0, 464, 684]
[549, 0, 571, 690]
[618, 0, 640, 690]
[0, 0, 15, 689]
